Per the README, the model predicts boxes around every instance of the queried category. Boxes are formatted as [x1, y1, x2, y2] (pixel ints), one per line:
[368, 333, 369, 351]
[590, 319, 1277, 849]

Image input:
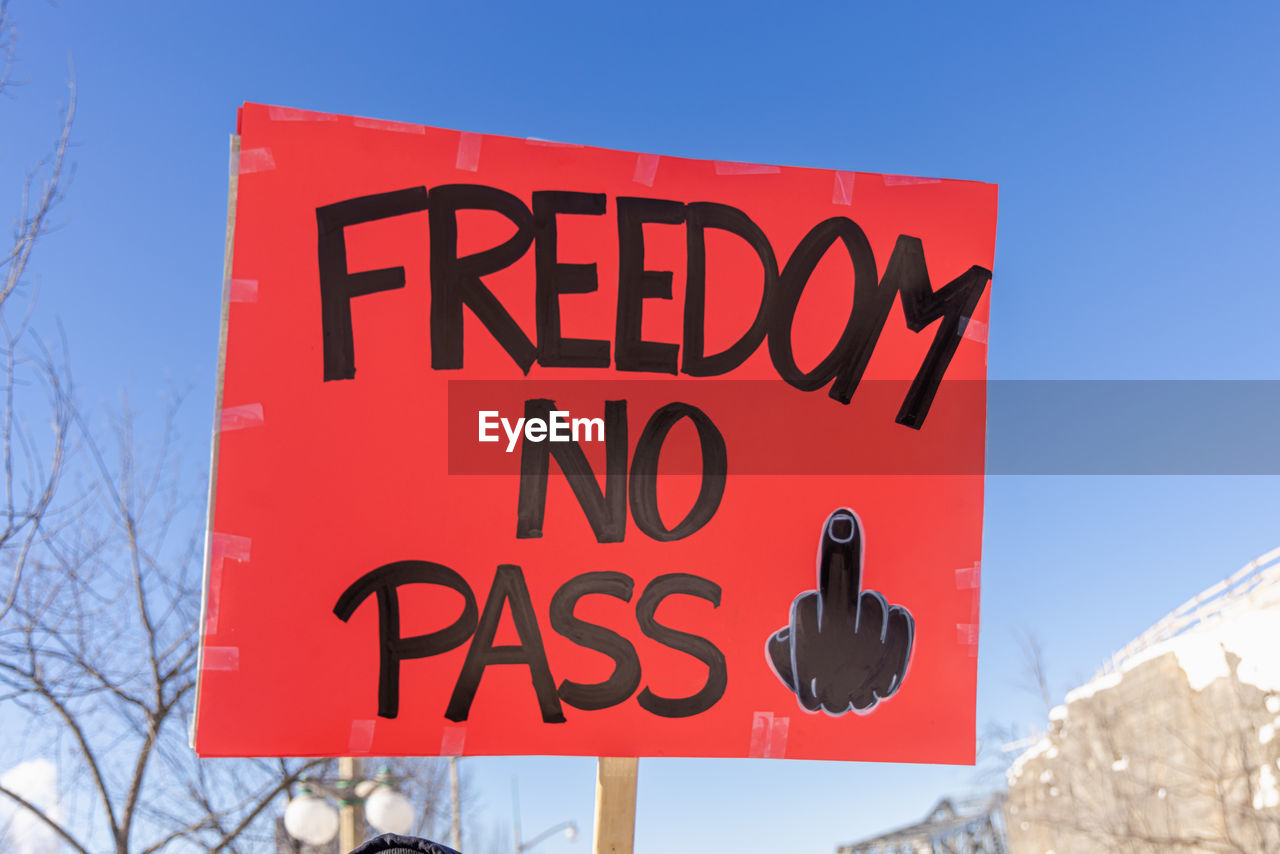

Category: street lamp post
[518, 821, 579, 852]
[337, 757, 363, 851]
[511, 778, 578, 854]
[284, 761, 416, 851]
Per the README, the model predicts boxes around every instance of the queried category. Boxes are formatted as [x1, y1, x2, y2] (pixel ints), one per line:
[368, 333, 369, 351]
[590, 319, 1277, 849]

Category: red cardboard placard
[193, 103, 997, 762]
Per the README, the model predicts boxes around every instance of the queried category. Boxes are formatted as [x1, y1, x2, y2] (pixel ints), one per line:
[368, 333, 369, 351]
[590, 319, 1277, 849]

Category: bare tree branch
[1017, 628, 1053, 716]
[0, 780, 92, 854]
[0, 11, 489, 854]
[0, 0, 75, 623]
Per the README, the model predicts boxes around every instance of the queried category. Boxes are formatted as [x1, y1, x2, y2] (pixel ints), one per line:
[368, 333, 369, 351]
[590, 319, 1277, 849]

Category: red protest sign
[193, 102, 996, 763]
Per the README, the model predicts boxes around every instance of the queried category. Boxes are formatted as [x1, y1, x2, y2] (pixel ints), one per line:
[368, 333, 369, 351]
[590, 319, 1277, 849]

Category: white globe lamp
[365, 783, 415, 835]
[283, 786, 340, 847]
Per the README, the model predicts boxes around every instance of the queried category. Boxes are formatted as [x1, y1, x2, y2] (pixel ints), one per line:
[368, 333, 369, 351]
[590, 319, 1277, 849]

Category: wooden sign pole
[592, 757, 638, 854]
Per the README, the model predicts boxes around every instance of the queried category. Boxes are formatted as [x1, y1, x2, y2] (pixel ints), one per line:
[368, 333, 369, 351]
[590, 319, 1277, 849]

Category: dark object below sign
[349, 834, 461, 854]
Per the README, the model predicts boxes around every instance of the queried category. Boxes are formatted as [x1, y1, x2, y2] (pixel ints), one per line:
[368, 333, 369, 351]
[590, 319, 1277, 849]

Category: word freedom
[317, 184, 991, 428]
[478, 409, 604, 453]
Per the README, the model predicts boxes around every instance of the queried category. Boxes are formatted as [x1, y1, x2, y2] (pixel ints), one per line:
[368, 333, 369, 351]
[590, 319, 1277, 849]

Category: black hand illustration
[767, 508, 914, 714]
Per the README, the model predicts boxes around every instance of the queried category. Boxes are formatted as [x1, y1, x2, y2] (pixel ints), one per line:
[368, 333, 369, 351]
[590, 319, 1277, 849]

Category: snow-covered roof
[1076, 545, 1280, 699]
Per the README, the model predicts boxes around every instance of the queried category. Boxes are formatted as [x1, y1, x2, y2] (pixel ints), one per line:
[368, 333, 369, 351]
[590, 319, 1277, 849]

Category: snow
[1163, 607, 1280, 692]
[1007, 738, 1052, 786]
[1169, 640, 1232, 691]
[1064, 672, 1121, 705]
[1253, 764, 1279, 810]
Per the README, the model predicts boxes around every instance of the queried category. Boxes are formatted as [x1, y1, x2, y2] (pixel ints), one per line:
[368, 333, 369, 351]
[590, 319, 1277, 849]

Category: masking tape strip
[748, 711, 773, 757]
[348, 719, 376, 754]
[238, 148, 276, 174]
[748, 712, 791, 758]
[959, 317, 989, 344]
[212, 531, 252, 563]
[633, 153, 660, 187]
[526, 137, 584, 148]
[769, 715, 790, 758]
[353, 116, 426, 135]
[883, 174, 941, 186]
[955, 561, 981, 590]
[715, 161, 781, 176]
[206, 532, 251, 635]
[229, 278, 259, 303]
[958, 609, 980, 656]
[957, 575, 981, 655]
[268, 106, 339, 122]
[440, 725, 467, 756]
[220, 402, 264, 432]
[202, 646, 239, 671]
[456, 132, 482, 172]
[832, 171, 856, 205]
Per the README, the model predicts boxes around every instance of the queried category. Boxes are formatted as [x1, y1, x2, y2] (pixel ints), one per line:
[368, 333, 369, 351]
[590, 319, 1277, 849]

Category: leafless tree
[0, 8, 489, 852]
[0, 5, 329, 850]
[0, 0, 73, 626]
[0, 397, 329, 853]
[385, 758, 461, 843]
[1017, 630, 1053, 717]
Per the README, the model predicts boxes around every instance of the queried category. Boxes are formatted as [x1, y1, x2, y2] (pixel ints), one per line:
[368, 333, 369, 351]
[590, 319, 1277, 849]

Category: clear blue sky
[5, 1, 1280, 852]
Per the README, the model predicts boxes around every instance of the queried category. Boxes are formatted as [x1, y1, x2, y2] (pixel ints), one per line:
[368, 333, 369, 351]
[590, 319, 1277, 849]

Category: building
[1005, 546, 1280, 853]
